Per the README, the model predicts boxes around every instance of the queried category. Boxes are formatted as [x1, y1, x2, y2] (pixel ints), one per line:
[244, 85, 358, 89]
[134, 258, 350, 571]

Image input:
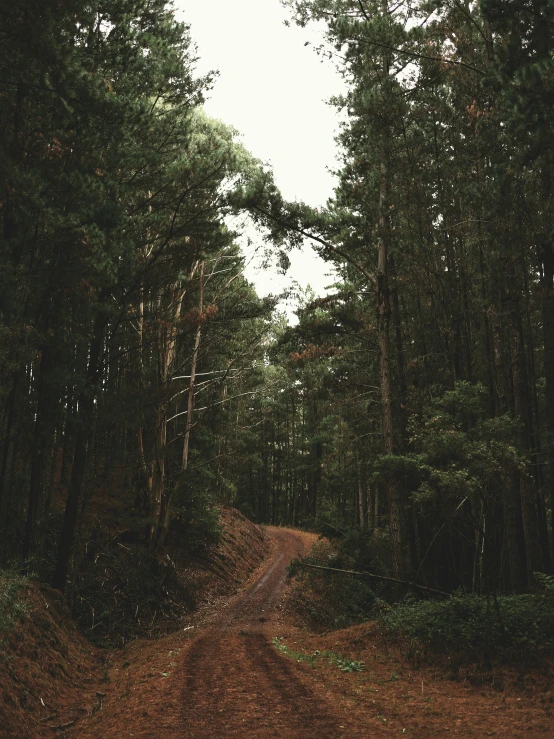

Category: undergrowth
[381, 590, 554, 666]
[288, 536, 554, 673]
[287, 539, 376, 631]
[71, 540, 189, 646]
[0, 571, 28, 638]
[69, 499, 222, 646]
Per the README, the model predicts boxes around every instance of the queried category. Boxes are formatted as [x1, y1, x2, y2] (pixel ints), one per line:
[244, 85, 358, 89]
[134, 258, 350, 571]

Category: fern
[534, 572, 554, 592]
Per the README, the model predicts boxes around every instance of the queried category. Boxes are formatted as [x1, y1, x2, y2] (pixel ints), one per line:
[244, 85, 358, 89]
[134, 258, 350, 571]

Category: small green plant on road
[272, 637, 364, 672]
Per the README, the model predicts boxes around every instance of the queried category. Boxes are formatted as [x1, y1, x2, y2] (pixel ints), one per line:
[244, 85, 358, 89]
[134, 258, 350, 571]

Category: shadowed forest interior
[2, 0, 554, 672]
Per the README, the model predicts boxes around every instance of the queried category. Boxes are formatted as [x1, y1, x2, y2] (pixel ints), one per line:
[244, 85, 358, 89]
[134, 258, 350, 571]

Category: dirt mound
[274, 537, 554, 736]
[67, 528, 328, 739]
[181, 507, 269, 601]
[3, 525, 553, 739]
[0, 581, 104, 738]
[0, 508, 268, 739]
[272, 616, 554, 736]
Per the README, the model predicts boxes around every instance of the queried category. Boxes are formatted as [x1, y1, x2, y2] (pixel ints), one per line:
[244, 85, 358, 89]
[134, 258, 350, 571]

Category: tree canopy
[1, 0, 554, 610]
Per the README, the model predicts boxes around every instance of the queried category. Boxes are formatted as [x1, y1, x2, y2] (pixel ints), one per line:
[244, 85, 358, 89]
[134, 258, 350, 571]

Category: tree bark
[376, 139, 404, 582]
[22, 345, 49, 561]
[53, 312, 106, 593]
[542, 243, 554, 568]
[0, 375, 18, 511]
[181, 261, 204, 471]
[509, 286, 544, 583]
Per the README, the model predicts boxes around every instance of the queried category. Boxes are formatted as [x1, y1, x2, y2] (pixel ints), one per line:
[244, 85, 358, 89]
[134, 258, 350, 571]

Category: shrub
[288, 540, 376, 630]
[337, 527, 394, 581]
[170, 476, 222, 559]
[71, 541, 186, 646]
[381, 592, 554, 664]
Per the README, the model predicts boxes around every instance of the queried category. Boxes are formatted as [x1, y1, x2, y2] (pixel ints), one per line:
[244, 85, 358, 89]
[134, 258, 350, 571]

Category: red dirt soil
[70, 528, 554, 738]
[0, 507, 268, 738]
[0, 583, 104, 738]
[2, 524, 554, 738]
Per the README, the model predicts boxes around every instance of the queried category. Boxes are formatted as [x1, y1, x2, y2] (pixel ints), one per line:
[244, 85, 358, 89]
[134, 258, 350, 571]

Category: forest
[2, 0, 554, 655]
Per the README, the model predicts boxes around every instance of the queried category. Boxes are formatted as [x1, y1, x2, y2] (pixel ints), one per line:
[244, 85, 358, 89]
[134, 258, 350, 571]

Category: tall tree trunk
[135, 287, 150, 515]
[541, 239, 554, 564]
[509, 280, 544, 583]
[390, 254, 408, 446]
[357, 457, 365, 529]
[182, 261, 204, 471]
[154, 263, 203, 546]
[22, 344, 49, 561]
[0, 375, 18, 511]
[377, 140, 404, 581]
[53, 312, 106, 593]
[502, 481, 526, 592]
[377, 166, 404, 576]
[151, 265, 198, 546]
[374, 0, 405, 580]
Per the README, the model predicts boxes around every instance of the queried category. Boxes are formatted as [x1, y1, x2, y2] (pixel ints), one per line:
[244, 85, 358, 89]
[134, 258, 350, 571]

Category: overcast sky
[174, 0, 345, 313]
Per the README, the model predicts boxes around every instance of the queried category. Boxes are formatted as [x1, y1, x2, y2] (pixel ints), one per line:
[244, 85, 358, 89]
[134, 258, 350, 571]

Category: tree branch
[295, 562, 449, 596]
[249, 203, 377, 287]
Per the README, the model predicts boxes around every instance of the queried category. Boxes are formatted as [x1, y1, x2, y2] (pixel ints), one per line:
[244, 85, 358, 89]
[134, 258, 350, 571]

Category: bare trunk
[390, 254, 407, 445]
[23, 345, 49, 561]
[182, 261, 204, 471]
[510, 304, 544, 583]
[53, 312, 106, 593]
[543, 243, 554, 566]
[373, 482, 380, 531]
[0, 375, 18, 510]
[135, 288, 150, 515]
[357, 457, 365, 529]
[377, 138, 404, 579]
[150, 412, 167, 544]
[152, 262, 202, 546]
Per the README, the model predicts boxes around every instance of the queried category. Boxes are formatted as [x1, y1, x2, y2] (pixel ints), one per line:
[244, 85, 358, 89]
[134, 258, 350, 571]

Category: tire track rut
[178, 529, 346, 738]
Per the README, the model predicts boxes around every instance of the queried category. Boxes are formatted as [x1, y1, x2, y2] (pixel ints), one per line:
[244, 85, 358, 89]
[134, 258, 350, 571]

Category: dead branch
[295, 562, 449, 596]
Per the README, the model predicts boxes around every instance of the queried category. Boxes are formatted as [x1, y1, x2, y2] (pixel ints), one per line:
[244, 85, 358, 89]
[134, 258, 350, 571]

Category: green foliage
[0, 572, 28, 636]
[171, 491, 222, 559]
[376, 382, 526, 507]
[2, 0, 554, 644]
[272, 637, 364, 672]
[272, 636, 318, 663]
[534, 572, 554, 593]
[381, 593, 554, 663]
[412, 382, 523, 465]
[337, 528, 393, 580]
[372, 454, 424, 499]
[288, 540, 376, 630]
[331, 655, 365, 672]
[0, 0, 277, 598]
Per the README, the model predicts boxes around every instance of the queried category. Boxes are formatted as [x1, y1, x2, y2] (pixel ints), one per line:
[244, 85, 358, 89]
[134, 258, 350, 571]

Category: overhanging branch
[250, 203, 377, 287]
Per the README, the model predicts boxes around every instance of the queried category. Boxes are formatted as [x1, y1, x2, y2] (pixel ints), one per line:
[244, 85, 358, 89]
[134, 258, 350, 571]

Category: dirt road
[74, 527, 365, 739]
[71, 528, 554, 739]
[178, 528, 352, 738]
